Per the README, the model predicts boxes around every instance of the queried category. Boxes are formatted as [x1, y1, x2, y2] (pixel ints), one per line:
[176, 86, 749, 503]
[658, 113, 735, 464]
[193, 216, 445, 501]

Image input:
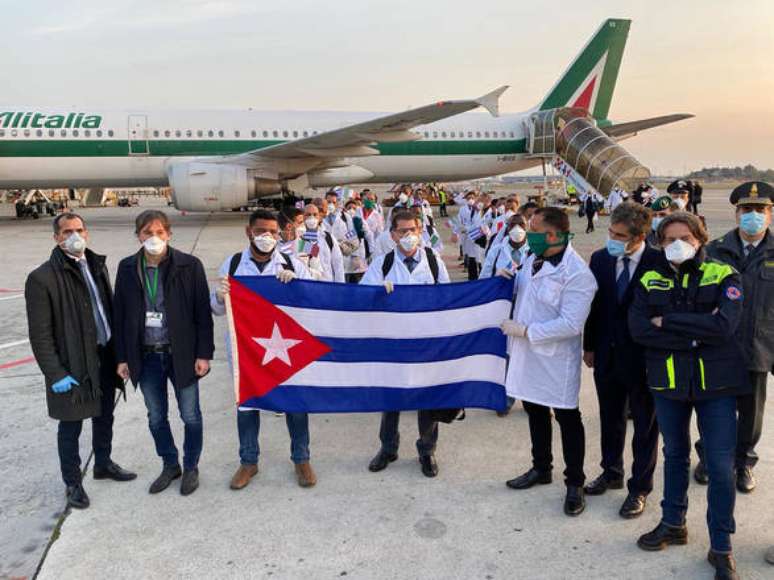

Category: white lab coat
[479, 240, 528, 279]
[505, 244, 597, 409]
[360, 247, 450, 285]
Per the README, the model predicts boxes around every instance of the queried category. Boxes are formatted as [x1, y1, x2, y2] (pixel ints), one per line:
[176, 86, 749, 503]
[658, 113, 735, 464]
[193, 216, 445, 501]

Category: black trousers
[696, 370, 768, 469]
[345, 272, 364, 284]
[57, 384, 116, 486]
[467, 256, 479, 281]
[585, 212, 596, 233]
[594, 372, 659, 494]
[522, 401, 586, 487]
[690, 201, 700, 215]
[439, 203, 447, 217]
[379, 411, 439, 457]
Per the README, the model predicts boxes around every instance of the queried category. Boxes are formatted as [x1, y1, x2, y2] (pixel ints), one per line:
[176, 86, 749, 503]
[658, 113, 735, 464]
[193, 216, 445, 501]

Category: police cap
[730, 181, 774, 207]
[667, 180, 691, 195]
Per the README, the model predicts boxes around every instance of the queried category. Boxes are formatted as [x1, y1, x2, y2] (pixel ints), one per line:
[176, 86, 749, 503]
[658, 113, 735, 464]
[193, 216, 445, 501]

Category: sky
[0, 0, 771, 175]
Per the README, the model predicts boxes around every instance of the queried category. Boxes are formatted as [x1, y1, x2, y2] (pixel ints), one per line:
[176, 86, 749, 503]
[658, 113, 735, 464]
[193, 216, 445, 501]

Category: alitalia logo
[0, 112, 102, 129]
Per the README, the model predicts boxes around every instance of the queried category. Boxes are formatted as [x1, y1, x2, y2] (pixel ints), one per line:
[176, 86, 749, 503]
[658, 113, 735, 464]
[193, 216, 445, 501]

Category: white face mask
[143, 236, 167, 256]
[508, 226, 526, 244]
[664, 239, 697, 264]
[327, 203, 336, 215]
[304, 216, 318, 230]
[399, 234, 420, 253]
[295, 225, 307, 239]
[398, 193, 409, 204]
[62, 232, 87, 255]
[253, 233, 277, 254]
[673, 198, 688, 210]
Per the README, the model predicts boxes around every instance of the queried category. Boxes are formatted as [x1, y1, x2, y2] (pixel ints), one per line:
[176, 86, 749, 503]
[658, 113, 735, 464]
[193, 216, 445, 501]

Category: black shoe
[368, 451, 398, 473]
[93, 462, 137, 482]
[736, 466, 756, 494]
[506, 468, 552, 490]
[584, 473, 624, 496]
[419, 455, 438, 478]
[66, 483, 90, 510]
[180, 468, 199, 496]
[708, 551, 739, 580]
[694, 461, 709, 485]
[149, 464, 182, 494]
[637, 522, 688, 551]
[619, 493, 647, 519]
[564, 486, 586, 516]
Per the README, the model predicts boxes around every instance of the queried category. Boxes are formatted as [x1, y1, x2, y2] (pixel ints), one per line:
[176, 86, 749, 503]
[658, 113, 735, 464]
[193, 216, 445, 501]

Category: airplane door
[128, 114, 149, 155]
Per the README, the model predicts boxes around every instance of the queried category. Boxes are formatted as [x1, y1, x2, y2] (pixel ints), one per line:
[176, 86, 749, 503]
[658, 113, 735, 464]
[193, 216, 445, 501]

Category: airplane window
[282, 130, 288, 138]
[60, 130, 66, 137]
[108, 130, 114, 137]
[36, 129, 43, 137]
[24, 130, 30, 137]
[0, 130, 4, 137]
[218, 130, 224, 137]
[10, 130, 17, 137]
[196, 130, 202, 137]
[262, 131, 267, 137]
[484, 131, 489, 138]
[186, 130, 192, 137]
[273, 130, 278, 137]
[509, 131, 514, 138]
[164, 130, 171, 137]
[313, 131, 318, 135]
[49, 130, 55, 137]
[175, 130, 181, 138]
[84, 130, 91, 137]
[423, 132, 428, 138]
[303, 131, 308, 138]
[293, 130, 298, 138]
[251, 130, 257, 138]
[467, 131, 472, 138]
[475, 131, 481, 138]
[208, 130, 214, 137]
[432, 132, 438, 138]
[73, 130, 79, 137]
[493, 131, 498, 138]
[234, 130, 240, 137]
[96, 130, 103, 137]
[153, 130, 159, 137]
[451, 131, 456, 138]
[441, 132, 446, 138]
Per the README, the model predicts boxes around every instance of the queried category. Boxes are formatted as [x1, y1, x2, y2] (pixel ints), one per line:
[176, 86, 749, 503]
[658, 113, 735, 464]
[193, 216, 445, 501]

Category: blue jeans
[139, 353, 203, 471]
[237, 410, 310, 465]
[653, 395, 737, 553]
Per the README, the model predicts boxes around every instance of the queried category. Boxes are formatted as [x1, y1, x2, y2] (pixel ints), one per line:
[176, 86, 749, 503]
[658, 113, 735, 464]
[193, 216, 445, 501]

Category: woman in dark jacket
[113, 210, 214, 497]
[629, 212, 748, 580]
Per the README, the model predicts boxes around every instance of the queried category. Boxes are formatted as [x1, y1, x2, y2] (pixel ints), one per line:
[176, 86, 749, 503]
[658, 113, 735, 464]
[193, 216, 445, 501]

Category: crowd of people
[24, 178, 773, 579]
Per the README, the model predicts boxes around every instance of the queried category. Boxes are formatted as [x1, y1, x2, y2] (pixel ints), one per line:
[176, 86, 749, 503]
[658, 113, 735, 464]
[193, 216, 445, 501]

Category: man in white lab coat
[360, 209, 451, 478]
[500, 207, 598, 517]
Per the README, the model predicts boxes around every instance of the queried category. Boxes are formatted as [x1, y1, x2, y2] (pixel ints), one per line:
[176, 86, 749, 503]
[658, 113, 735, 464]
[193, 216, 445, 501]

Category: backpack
[229, 251, 295, 277]
[381, 247, 439, 283]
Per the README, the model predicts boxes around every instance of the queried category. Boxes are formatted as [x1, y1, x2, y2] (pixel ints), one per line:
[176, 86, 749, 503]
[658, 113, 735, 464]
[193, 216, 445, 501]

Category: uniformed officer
[666, 180, 691, 212]
[629, 212, 748, 580]
[646, 196, 677, 249]
[693, 181, 774, 493]
[360, 209, 451, 478]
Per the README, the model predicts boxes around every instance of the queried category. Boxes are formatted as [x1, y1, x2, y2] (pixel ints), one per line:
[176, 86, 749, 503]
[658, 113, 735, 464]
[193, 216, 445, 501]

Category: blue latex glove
[52, 376, 79, 393]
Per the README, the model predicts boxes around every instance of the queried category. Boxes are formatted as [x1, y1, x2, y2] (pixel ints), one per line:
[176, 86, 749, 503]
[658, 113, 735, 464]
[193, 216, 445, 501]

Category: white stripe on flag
[283, 354, 506, 388]
[278, 299, 511, 339]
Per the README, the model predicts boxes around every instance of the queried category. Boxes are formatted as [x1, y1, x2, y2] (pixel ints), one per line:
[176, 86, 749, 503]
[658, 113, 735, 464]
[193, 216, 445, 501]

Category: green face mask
[526, 231, 570, 257]
[364, 199, 376, 210]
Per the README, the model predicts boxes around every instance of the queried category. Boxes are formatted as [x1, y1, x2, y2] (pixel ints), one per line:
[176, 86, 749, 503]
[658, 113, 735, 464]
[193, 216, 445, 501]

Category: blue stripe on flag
[317, 328, 505, 363]
[232, 276, 513, 313]
[240, 382, 507, 413]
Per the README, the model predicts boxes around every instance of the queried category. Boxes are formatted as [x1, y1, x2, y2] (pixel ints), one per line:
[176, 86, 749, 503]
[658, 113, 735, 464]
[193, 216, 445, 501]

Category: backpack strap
[424, 247, 439, 284]
[228, 252, 242, 277]
[382, 250, 395, 279]
[279, 252, 295, 273]
[324, 231, 334, 251]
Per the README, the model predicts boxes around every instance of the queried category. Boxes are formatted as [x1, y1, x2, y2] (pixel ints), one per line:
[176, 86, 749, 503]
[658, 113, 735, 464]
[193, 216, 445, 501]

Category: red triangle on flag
[229, 278, 331, 404]
[572, 76, 597, 111]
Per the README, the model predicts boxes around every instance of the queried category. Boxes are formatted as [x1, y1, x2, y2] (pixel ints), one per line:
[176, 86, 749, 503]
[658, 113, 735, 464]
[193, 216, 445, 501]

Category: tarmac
[0, 188, 772, 579]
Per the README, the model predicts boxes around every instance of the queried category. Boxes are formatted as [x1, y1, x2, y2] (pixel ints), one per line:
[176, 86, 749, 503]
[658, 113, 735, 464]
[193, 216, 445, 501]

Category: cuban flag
[467, 225, 486, 241]
[227, 277, 511, 413]
[302, 230, 319, 243]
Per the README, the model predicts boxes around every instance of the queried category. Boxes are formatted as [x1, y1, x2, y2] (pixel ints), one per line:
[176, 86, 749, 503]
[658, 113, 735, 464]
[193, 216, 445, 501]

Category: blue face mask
[739, 211, 767, 236]
[606, 237, 628, 258]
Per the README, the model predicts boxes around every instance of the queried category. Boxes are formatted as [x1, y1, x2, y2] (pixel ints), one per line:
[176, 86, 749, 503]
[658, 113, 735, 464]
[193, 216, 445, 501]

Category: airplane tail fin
[539, 18, 630, 122]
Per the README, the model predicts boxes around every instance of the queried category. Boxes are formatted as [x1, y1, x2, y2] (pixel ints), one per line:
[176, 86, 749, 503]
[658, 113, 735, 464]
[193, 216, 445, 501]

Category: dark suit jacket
[583, 244, 662, 383]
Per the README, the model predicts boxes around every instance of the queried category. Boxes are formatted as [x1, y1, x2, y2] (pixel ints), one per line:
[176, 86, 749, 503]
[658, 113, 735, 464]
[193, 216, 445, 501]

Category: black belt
[143, 344, 171, 354]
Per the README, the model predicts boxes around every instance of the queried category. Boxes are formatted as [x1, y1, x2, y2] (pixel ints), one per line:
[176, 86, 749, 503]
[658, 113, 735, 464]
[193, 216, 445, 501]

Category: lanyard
[141, 255, 159, 307]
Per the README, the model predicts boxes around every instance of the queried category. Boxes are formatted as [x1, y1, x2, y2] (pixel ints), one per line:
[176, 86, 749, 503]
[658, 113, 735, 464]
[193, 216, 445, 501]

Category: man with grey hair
[583, 202, 662, 518]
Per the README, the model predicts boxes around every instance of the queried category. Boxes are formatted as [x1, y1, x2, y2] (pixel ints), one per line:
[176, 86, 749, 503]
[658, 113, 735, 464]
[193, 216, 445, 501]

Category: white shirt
[615, 242, 646, 279]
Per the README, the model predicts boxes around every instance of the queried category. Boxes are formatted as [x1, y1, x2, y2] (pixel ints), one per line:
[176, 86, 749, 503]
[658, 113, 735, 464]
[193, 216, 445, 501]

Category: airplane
[0, 18, 692, 211]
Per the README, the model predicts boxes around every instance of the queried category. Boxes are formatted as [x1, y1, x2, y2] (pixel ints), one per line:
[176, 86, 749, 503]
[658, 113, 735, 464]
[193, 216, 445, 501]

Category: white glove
[495, 268, 514, 279]
[215, 277, 230, 304]
[383, 281, 394, 294]
[500, 320, 527, 337]
[277, 270, 296, 284]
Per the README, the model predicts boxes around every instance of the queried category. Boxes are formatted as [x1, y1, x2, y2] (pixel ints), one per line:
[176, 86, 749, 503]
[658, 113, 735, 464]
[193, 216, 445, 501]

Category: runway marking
[0, 355, 34, 370]
[0, 293, 23, 301]
[0, 288, 22, 293]
[0, 338, 29, 350]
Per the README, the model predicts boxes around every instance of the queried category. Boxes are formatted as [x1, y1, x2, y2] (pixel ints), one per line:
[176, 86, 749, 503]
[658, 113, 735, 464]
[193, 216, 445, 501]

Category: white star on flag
[253, 323, 302, 366]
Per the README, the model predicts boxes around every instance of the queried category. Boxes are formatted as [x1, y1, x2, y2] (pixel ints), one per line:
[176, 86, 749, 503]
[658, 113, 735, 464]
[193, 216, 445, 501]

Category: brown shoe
[230, 464, 258, 490]
[295, 462, 317, 488]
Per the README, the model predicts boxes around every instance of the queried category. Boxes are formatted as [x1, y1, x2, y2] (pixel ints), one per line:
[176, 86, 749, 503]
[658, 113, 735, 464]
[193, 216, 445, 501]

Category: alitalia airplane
[0, 18, 691, 211]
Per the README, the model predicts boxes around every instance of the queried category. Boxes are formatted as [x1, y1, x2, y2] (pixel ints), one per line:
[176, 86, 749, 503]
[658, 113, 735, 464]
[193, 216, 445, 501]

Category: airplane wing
[602, 113, 694, 139]
[221, 86, 509, 164]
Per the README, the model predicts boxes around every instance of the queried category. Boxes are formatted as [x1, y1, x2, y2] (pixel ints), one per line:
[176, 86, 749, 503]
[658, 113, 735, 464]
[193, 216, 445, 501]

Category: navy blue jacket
[583, 244, 662, 382]
[113, 247, 214, 389]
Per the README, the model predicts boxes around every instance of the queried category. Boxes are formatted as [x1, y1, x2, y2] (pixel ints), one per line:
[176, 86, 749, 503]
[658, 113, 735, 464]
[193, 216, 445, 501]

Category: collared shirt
[143, 258, 169, 346]
[68, 253, 111, 343]
[616, 241, 646, 279]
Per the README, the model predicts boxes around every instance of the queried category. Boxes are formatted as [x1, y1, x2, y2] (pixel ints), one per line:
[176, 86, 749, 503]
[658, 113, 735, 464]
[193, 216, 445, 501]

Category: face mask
[346, 208, 357, 217]
[398, 193, 409, 204]
[62, 232, 86, 255]
[399, 234, 420, 253]
[504, 210, 515, 219]
[526, 231, 567, 257]
[364, 199, 376, 210]
[664, 239, 697, 264]
[253, 233, 277, 254]
[466, 198, 475, 206]
[327, 203, 336, 215]
[509, 226, 526, 244]
[651, 216, 663, 231]
[673, 198, 687, 210]
[739, 211, 767, 236]
[295, 225, 307, 239]
[304, 216, 318, 230]
[606, 237, 628, 258]
[143, 236, 167, 256]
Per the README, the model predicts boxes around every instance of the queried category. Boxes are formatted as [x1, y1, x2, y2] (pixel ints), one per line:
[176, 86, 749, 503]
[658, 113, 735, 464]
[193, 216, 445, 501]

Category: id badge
[146, 311, 163, 328]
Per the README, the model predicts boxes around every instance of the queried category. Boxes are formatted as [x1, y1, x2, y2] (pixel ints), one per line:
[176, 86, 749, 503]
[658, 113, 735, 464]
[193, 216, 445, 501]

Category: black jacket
[25, 247, 122, 421]
[113, 247, 214, 389]
[629, 248, 749, 401]
[707, 228, 774, 373]
[583, 245, 662, 383]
